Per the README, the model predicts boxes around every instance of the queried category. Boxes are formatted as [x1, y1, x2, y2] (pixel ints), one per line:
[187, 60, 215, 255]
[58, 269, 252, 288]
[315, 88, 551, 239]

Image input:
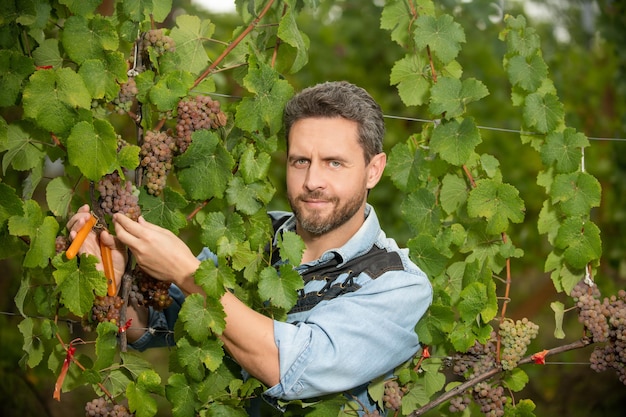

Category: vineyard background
[1, 0, 626, 416]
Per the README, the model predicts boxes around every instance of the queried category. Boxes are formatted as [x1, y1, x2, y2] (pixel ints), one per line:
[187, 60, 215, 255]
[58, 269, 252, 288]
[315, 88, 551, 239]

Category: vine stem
[192, 0, 277, 90]
[408, 338, 590, 416]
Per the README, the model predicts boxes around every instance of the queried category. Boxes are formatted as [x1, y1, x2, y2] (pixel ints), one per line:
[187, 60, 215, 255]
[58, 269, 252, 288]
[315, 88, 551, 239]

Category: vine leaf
[67, 119, 118, 181]
[127, 370, 162, 417]
[507, 54, 548, 92]
[551, 172, 601, 217]
[440, 174, 468, 214]
[381, 0, 434, 47]
[523, 92, 564, 134]
[32, 39, 63, 69]
[8, 200, 59, 268]
[179, 293, 226, 341]
[429, 77, 488, 119]
[277, 6, 309, 73]
[149, 70, 195, 111]
[46, 176, 73, 218]
[200, 211, 245, 254]
[170, 14, 214, 76]
[236, 59, 294, 135]
[139, 188, 188, 233]
[175, 129, 234, 200]
[2, 122, 46, 174]
[540, 128, 589, 173]
[430, 117, 482, 166]
[61, 15, 119, 64]
[277, 230, 304, 266]
[503, 368, 529, 392]
[166, 373, 198, 417]
[176, 337, 224, 378]
[401, 188, 442, 236]
[240, 145, 272, 184]
[18, 318, 44, 368]
[0, 182, 24, 225]
[415, 304, 455, 346]
[502, 15, 541, 57]
[390, 54, 430, 107]
[467, 179, 525, 235]
[22, 67, 91, 134]
[258, 264, 302, 310]
[407, 234, 448, 277]
[0, 50, 34, 106]
[554, 217, 602, 270]
[78, 52, 128, 100]
[226, 176, 275, 216]
[94, 322, 119, 371]
[550, 301, 566, 339]
[52, 253, 106, 316]
[414, 14, 465, 64]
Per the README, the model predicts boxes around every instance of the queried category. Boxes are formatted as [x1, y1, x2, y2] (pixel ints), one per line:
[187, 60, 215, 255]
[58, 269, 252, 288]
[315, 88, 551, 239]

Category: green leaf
[32, 39, 63, 68]
[551, 172, 601, 217]
[226, 176, 275, 216]
[149, 70, 195, 111]
[176, 336, 224, 379]
[440, 174, 468, 214]
[390, 54, 430, 107]
[457, 281, 488, 323]
[236, 60, 294, 135]
[401, 188, 441, 236]
[523, 92, 564, 134]
[277, 6, 309, 73]
[414, 303, 455, 346]
[67, 119, 118, 181]
[277, 230, 304, 266]
[175, 130, 234, 200]
[179, 293, 226, 341]
[23, 67, 91, 133]
[79, 52, 128, 100]
[127, 371, 161, 417]
[139, 188, 188, 233]
[58, 0, 102, 17]
[93, 322, 119, 370]
[1, 122, 47, 174]
[200, 211, 245, 253]
[414, 14, 465, 64]
[0, 50, 35, 106]
[381, 0, 434, 47]
[18, 318, 44, 368]
[61, 15, 118, 64]
[170, 15, 213, 75]
[540, 128, 589, 173]
[0, 182, 24, 226]
[52, 253, 106, 316]
[550, 301, 566, 339]
[166, 374, 198, 417]
[240, 144, 272, 183]
[507, 54, 548, 92]
[429, 77, 488, 119]
[194, 258, 233, 298]
[554, 217, 602, 270]
[467, 179, 525, 234]
[504, 398, 536, 417]
[504, 15, 541, 57]
[430, 118, 482, 166]
[504, 368, 529, 392]
[407, 234, 449, 277]
[8, 200, 58, 268]
[46, 176, 73, 217]
[258, 264, 303, 310]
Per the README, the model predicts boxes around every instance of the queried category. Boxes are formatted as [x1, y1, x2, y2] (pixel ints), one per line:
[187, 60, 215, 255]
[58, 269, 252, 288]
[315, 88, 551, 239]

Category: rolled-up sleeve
[263, 268, 432, 401]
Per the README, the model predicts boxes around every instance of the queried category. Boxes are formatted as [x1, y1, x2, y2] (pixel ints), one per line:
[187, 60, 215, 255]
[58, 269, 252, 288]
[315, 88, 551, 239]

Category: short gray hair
[283, 81, 385, 163]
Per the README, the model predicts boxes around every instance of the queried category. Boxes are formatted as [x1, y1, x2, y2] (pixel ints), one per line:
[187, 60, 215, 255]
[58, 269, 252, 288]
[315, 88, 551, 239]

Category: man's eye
[330, 161, 342, 168]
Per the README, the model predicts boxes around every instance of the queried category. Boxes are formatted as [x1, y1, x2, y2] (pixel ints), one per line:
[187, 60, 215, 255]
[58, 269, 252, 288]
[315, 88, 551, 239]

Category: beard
[288, 188, 366, 236]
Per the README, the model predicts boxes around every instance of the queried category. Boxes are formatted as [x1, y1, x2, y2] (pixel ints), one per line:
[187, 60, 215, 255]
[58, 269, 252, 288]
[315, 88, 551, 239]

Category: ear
[366, 152, 386, 189]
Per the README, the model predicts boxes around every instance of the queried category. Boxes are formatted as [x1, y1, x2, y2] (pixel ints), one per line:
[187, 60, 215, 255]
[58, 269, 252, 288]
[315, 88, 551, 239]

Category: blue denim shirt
[130, 205, 432, 415]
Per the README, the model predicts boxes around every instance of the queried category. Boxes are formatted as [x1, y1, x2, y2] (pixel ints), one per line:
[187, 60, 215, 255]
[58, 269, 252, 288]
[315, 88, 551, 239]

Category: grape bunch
[97, 171, 141, 221]
[85, 397, 133, 417]
[113, 77, 138, 115]
[571, 280, 610, 343]
[572, 281, 626, 384]
[129, 265, 173, 311]
[142, 28, 176, 56]
[382, 379, 406, 411]
[175, 95, 228, 153]
[471, 382, 507, 417]
[448, 393, 471, 413]
[140, 130, 176, 195]
[451, 336, 497, 378]
[498, 318, 539, 370]
[91, 295, 124, 325]
[55, 235, 69, 253]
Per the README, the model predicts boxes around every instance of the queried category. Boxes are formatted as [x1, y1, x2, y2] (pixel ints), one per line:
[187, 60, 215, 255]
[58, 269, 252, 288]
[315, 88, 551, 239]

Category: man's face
[286, 117, 385, 236]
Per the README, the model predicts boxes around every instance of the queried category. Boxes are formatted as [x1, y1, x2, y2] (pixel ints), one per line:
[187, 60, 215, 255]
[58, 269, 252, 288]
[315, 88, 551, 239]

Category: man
[68, 81, 432, 414]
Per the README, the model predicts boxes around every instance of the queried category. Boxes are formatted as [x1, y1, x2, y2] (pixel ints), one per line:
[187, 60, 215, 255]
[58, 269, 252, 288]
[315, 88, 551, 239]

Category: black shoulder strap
[289, 246, 404, 314]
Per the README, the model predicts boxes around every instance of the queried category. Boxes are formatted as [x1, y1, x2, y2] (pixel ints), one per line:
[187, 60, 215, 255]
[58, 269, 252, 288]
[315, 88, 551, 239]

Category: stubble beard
[288, 189, 366, 236]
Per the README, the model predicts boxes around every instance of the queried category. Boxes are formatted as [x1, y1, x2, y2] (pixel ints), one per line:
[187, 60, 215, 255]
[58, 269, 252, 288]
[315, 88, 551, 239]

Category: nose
[303, 161, 326, 192]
